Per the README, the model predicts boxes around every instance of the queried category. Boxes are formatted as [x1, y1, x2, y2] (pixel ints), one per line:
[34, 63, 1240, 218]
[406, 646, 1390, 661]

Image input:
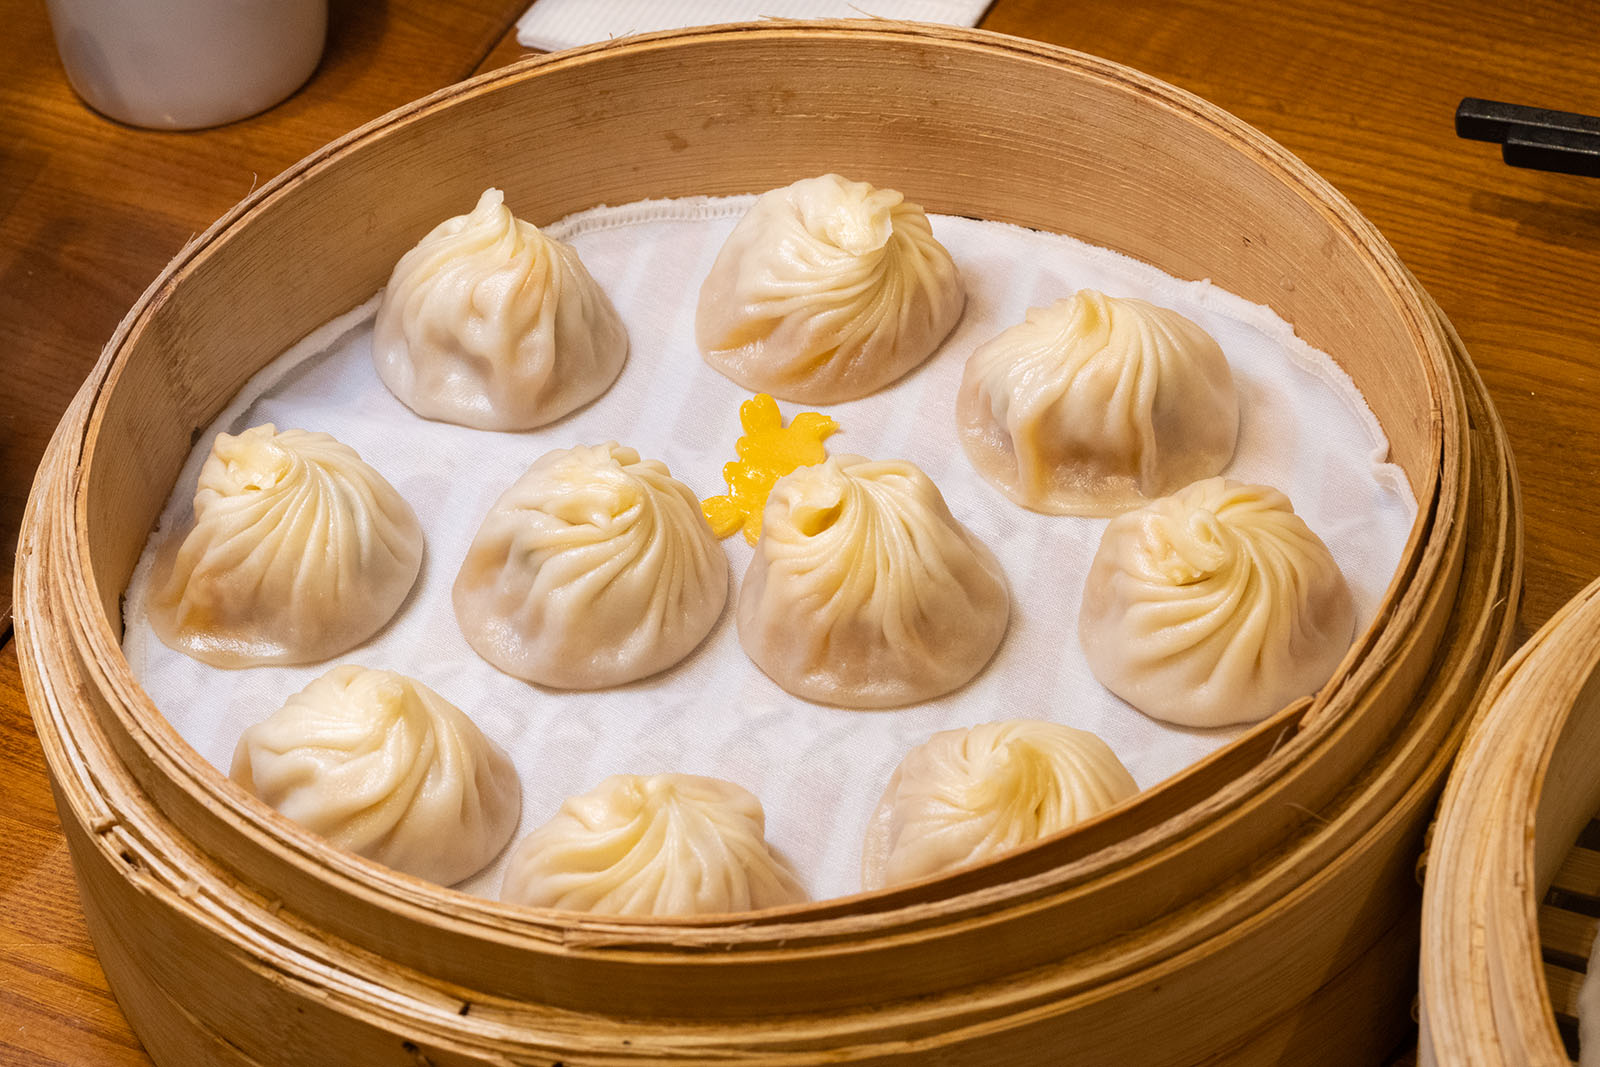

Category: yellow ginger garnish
[702, 393, 839, 545]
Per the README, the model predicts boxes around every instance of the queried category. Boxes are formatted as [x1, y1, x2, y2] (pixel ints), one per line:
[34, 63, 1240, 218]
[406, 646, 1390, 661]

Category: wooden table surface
[3, 0, 1597, 1062]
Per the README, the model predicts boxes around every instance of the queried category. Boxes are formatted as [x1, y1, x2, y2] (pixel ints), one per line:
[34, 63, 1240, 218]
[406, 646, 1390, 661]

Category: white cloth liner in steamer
[122, 193, 1417, 903]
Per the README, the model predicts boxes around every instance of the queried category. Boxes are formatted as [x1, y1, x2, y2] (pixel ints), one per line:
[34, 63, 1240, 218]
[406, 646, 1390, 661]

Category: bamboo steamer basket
[1418, 575, 1600, 1065]
[15, 22, 1521, 1065]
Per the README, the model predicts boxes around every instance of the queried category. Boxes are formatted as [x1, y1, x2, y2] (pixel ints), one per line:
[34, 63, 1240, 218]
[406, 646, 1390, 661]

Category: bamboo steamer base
[14, 23, 1519, 1067]
[20, 317, 1518, 1064]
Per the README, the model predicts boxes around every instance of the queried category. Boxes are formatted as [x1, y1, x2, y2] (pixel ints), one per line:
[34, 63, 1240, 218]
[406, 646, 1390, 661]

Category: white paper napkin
[516, 0, 992, 51]
[123, 193, 1416, 904]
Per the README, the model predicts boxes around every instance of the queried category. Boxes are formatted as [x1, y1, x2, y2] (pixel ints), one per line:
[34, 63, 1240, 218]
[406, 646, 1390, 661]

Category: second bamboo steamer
[1420, 575, 1600, 1065]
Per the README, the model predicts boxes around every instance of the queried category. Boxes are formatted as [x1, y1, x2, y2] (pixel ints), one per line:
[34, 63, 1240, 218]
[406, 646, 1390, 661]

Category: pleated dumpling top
[862, 720, 1138, 889]
[232, 665, 521, 887]
[147, 424, 423, 668]
[738, 454, 1009, 708]
[958, 290, 1237, 515]
[1079, 478, 1355, 727]
[373, 188, 628, 430]
[453, 442, 728, 689]
[697, 174, 965, 404]
[501, 774, 806, 917]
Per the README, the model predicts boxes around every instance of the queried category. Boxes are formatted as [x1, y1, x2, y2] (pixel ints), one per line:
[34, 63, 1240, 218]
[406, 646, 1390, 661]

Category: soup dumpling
[958, 290, 1237, 516]
[501, 773, 806, 916]
[862, 719, 1138, 890]
[231, 665, 521, 887]
[147, 424, 423, 668]
[453, 443, 728, 689]
[373, 188, 628, 431]
[697, 174, 965, 404]
[738, 455, 1009, 708]
[1079, 478, 1355, 728]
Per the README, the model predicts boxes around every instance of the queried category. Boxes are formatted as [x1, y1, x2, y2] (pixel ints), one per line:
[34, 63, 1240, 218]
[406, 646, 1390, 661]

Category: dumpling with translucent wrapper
[1079, 477, 1356, 728]
[861, 720, 1139, 890]
[500, 774, 807, 916]
[957, 289, 1238, 516]
[146, 423, 423, 668]
[453, 442, 728, 689]
[738, 454, 1009, 708]
[231, 665, 521, 886]
[373, 187, 628, 430]
[697, 174, 966, 403]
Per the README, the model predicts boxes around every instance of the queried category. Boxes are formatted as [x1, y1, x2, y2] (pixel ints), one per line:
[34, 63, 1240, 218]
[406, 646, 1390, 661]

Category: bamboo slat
[1553, 848, 1600, 900]
[1542, 825, 1600, 1064]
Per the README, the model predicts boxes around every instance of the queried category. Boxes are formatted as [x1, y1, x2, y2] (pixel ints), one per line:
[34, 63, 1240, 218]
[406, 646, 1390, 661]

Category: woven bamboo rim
[1419, 575, 1600, 1065]
[15, 22, 1519, 1063]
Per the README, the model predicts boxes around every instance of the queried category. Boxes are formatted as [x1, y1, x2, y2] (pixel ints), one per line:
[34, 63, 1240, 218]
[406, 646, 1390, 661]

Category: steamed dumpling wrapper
[500, 773, 806, 916]
[231, 665, 521, 886]
[738, 454, 1009, 708]
[373, 188, 628, 430]
[453, 442, 728, 689]
[697, 174, 966, 404]
[1079, 478, 1355, 728]
[862, 720, 1139, 890]
[958, 290, 1238, 515]
[147, 424, 423, 668]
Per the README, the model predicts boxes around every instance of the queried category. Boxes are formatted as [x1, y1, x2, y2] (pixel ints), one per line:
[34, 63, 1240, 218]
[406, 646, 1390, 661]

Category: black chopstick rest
[1456, 97, 1600, 178]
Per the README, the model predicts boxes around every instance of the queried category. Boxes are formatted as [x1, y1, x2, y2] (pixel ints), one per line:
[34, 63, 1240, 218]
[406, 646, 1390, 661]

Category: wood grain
[0, 0, 1596, 1063]
[0, 641, 149, 1066]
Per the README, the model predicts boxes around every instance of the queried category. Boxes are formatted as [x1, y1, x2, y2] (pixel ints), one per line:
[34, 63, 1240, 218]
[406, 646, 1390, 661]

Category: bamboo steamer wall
[1419, 576, 1600, 1066]
[14, 22, 1522, 1065]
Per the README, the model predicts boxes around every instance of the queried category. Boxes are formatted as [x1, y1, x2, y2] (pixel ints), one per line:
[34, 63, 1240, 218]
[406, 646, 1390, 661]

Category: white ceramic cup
[46, 0, 328, 130]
